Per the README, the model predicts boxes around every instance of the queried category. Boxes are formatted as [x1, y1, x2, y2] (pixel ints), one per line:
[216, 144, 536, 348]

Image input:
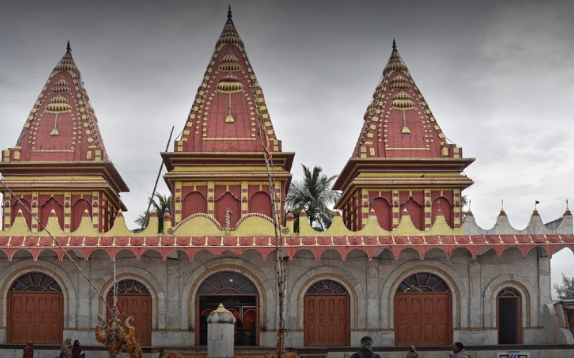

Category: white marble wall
[0, 242, 569, 349]
[0, 350, 161, 358]
[330, 350, 573, 358]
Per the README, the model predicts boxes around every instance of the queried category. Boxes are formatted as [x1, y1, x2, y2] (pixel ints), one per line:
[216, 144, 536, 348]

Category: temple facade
[0, 8, 573, 358]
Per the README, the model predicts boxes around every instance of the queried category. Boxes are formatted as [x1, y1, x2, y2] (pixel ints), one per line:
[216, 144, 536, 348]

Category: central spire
[173, 7, 283, 154]
[162, 8, 294, 229]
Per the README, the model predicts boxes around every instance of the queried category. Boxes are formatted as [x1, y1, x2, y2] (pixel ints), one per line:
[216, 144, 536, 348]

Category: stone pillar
[207, 303, 236, 357]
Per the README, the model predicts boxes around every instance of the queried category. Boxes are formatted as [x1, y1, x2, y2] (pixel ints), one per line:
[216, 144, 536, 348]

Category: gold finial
[401, 111, 410, 134]
[50, 114, 60, 136]
[392, 38, 397, 50]
[66, 40, 71, 53]
[227, 4, 232, 20]
[215, 303, 228, 313]
[225, 92, 235, 123]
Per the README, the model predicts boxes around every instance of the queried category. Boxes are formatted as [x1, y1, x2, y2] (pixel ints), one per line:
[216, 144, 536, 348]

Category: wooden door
[107, 294, 152, 346]
[9, 292, 63, 344]
[304, 294, 349, 346]
[395, 292, 451, 346]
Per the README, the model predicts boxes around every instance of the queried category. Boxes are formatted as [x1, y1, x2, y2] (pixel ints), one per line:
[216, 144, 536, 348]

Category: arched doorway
[196, 271, 258, 346]
[304, 279, 350, 346]
[106, 279, 152, 346]
[497, 287, 522, 344]
[8, 272, 63, 343]
[394, 272, 452, 346]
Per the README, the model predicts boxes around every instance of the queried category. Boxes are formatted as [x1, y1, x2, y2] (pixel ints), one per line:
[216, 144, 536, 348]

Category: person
[406, 344, 419, 358]
[59, 338, 73, 358]
[350, 336, 381, 358]
[72, 339, 85, 358]
[23, 340, 34, 358]
[450, 342, 469, 358]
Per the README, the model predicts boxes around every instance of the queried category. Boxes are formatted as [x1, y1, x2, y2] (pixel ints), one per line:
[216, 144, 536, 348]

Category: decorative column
[207, 303, 236, 358]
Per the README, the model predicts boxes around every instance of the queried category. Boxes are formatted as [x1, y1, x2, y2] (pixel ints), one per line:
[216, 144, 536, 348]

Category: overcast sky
[0, 1, 572, 296]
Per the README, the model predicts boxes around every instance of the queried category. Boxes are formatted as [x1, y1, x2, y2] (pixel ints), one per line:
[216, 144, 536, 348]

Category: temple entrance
[196, 271, 258, 346]
[497, 287, 522, 344]
[304, 279, 350, 346]
[106, 279, 152, 346]
[8, 272, 63, 344]
[394, 272, 452, 346]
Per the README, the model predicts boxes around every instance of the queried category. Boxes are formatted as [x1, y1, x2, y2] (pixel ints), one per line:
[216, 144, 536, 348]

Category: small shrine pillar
[207, 303, 236, 357]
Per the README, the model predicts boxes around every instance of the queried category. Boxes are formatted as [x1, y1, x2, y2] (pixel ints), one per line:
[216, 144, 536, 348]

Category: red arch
[432, 197, 453, 228]
[249, 191, 272, 217]
[371, 197, 392, 230]
[71, 199, 91, 232]
[401, 198, 423, 230]
[215, 192, 241, 228]
[39, 197, 64, 230]
[11, 199, 32, 230]
[183, 192, 208, 220]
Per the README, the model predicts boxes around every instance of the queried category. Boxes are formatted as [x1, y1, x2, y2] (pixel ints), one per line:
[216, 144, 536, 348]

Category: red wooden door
[107, 294, 152, 346]
[395, 292, 451, 346]
[304, 294, 349, 346]
[9, 292, 63, 344]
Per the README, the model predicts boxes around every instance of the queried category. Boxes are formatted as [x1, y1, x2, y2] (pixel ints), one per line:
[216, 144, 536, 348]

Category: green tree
[285, 165, 340, 232]
[554, 272, 574, 299]
[135, 193, 172, 233]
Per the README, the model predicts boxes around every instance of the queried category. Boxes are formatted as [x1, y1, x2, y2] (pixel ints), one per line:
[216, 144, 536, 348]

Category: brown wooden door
[107, 294, 152, 346]
[304, 294, 349, 346]
[9, 292, 63, 344]
[395, 292, 451, 346]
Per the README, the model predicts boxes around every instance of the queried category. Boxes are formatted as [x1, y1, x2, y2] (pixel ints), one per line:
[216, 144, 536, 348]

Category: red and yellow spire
[174, 6, 281, 154]
[353, 39, 461, 159]
[5, 42, 110, 162]
[163, 7, 294, 229]
[334, 40, 474, 232]
[0, 42, 128, 232]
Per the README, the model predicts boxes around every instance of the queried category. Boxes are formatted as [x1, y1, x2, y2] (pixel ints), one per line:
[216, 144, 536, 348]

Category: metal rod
[140, 125, 175, 231]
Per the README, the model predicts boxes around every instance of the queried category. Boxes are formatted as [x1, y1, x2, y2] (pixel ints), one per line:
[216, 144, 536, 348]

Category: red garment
[72, 341, 83, 358]
[23, 341, 34, 358]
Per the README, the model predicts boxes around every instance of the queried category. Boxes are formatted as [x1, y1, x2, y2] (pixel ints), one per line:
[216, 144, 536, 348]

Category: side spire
[333, 40, 474, 232]
[3, 46, 109, 162]
[351, 40, 464, 159]
[0, 44, 129, 232]
[227, 4, 232, 20]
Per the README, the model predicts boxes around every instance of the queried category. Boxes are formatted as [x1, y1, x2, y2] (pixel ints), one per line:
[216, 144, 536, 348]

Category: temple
[333, 39, 473, 232]
[0, 42, 128, 234]
[0, 8, 573, 358]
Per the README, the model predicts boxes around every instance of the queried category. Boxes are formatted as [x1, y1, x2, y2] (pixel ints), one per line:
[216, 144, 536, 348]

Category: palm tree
[135, 193, 172, 233]
[285, 165, 340, 232]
